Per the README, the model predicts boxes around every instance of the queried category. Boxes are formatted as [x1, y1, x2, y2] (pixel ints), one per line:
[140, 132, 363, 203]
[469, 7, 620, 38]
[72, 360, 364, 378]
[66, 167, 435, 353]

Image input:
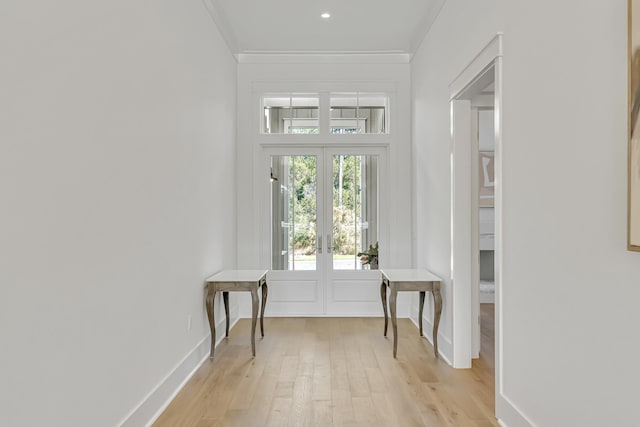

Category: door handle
[317, 236, 322, 254]
[327, 234, 332, 253]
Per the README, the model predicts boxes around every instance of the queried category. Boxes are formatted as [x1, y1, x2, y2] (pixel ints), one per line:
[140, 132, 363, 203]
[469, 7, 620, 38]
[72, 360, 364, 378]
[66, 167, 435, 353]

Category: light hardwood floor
[154, 310, 497, 427]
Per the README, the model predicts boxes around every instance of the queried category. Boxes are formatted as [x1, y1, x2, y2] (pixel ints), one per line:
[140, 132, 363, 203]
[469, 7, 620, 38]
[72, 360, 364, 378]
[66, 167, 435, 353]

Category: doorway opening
[476, 106, 496, 372]
[264, 146, 387, 316]
[449, 35, 503, 407]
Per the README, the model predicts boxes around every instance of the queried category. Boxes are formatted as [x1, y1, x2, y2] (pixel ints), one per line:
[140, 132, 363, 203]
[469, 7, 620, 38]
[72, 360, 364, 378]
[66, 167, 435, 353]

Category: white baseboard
[409, 307, 453, 366]
[496, 392, 535, 427]
[262, 313, 384, 317]
[118, 316, 239, 427]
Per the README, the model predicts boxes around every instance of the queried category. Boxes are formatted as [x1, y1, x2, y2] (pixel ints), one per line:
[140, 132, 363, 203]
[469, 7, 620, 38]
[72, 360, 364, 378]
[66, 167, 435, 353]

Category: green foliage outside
[289, 155, 317, 253]
[288, 155, 363, 256]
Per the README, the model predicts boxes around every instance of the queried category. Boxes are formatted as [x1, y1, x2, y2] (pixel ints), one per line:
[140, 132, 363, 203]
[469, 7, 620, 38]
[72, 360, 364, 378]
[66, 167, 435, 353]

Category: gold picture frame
[629, 0, 640, 251]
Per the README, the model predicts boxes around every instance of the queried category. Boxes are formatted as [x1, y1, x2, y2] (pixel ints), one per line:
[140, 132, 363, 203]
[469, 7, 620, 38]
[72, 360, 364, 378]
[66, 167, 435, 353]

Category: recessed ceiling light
[321, 12, 331, 19]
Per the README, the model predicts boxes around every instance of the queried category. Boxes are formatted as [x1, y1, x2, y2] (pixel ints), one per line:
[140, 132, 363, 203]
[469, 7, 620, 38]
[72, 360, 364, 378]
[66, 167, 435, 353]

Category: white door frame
[260, 145, 389, 316]
[262, 146, 327, 315]
[449, 33, 503, 383]
[323, 146, 388, 315]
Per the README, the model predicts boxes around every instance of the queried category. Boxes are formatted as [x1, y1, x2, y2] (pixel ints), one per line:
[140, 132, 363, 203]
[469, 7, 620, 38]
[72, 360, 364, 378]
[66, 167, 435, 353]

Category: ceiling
[203, 0, 446, 55]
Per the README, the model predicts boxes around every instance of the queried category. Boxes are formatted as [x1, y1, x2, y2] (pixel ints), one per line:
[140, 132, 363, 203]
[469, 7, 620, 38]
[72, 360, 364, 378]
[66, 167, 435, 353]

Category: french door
[265, 146, 386, 316]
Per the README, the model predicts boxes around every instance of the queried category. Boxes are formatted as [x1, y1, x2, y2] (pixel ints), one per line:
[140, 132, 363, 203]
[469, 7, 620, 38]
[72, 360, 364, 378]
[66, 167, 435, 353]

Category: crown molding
[236, 52, 412, 64]
[410, 0, 447, 54]
[201, 0, 239, 54]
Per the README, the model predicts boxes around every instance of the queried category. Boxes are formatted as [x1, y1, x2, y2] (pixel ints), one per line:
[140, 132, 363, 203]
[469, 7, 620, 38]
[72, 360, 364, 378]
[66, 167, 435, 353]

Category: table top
[206, 269, 268, 283]
[380, 269, 442, 283]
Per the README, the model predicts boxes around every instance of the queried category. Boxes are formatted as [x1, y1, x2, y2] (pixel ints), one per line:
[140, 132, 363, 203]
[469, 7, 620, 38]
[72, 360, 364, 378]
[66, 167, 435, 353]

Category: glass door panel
[270, 155, 318, 271]
[266, 147, 383, 316]
[331, 154, 378, 270]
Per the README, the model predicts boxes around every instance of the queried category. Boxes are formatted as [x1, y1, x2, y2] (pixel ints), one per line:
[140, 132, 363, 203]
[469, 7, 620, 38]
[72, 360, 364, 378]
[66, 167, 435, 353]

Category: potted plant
[357, 242, 379, 270]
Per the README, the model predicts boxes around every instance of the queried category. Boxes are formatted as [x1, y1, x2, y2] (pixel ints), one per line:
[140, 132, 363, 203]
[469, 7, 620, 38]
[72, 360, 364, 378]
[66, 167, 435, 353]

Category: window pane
[330, 93, 387, 134]
[271, 155, 317, 270]
[332, 155, 378, 270]
[330, 93, 359, 134]
[263, 94, 319, 134]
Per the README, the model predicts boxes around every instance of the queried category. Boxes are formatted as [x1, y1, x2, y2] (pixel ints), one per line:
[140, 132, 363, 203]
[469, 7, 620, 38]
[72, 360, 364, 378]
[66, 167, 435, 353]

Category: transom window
[261, 92, 389, 135]
[330, 93, 387, 134]
[263, 94, 319, 134]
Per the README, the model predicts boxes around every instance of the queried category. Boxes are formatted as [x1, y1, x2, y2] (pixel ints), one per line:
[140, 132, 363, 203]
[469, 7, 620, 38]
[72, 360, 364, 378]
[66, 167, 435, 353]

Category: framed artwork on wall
[479, 151, 495, 208]
[629, 0, 640, 251]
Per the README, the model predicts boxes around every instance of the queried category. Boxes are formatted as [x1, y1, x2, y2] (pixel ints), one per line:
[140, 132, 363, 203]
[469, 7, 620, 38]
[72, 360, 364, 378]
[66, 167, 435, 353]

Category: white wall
[411, 0, 500, 368]
[498, 0, 640, 425]
[0, 1, 237, 426]
[236, 58, 414, 316]
[414, 0, 640, 426]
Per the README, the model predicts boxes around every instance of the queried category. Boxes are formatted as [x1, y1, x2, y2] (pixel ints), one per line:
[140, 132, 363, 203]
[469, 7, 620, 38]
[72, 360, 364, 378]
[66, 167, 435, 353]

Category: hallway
[154, 316, 497, 426]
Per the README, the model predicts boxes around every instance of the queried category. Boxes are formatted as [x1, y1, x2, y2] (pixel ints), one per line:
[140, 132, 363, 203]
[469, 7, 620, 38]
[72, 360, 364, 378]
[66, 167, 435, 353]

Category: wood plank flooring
[154, 311, 497, 427]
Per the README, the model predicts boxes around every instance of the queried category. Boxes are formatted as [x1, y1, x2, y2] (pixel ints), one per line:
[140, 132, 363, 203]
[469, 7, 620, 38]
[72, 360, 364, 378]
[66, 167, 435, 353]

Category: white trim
[449, 34, 503, 100]
[496, 393, 536, 427]
[409, 0, 447, 54]
[237, 53, 412, 64]
[258, 138, 391, 147]
[252, 80, 398, 94]
[450, 31, 534, 426]
[408, 309, 454, 366]
[451, 100, 473, 369]
[450, 33, 535, 427]
[449, 34, 503, 369]
[470, 109, 481, 359]
[201, 0, 239, 55]
[260, 145, 390, 316]
[118, 317, 239, 427]
[493, 52, 517, 425]
[262, 313, 385, 318]
[255, 87, 395, 141]
[472, 94, 495, 109]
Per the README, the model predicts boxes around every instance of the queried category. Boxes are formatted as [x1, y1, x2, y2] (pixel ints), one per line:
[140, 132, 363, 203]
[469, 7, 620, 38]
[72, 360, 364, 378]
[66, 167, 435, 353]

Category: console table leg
[223, 291, 230, 337]
[390, 287, 398, 358]
[206, 288, 216, 358]
[260, 281, 268, 338]
[432, 285, 442, 357]
[250, 288, 258, 357]
[381, 280, 388, 336]
[418, 291, 425, 337]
